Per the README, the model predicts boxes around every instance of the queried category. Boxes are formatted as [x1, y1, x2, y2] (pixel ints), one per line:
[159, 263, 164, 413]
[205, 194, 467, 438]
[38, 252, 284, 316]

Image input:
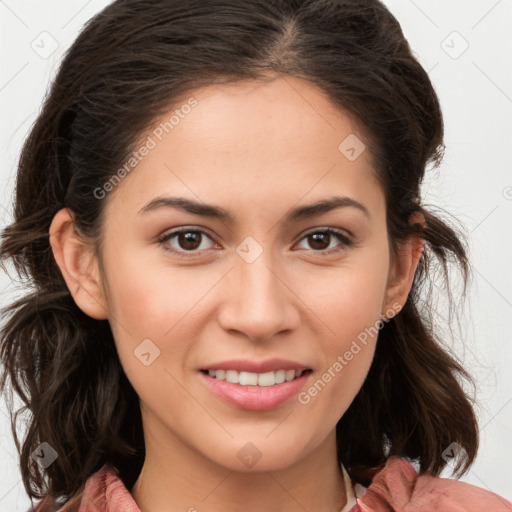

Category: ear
[49, 208, 109, 320]
[382, 211, 425, 318]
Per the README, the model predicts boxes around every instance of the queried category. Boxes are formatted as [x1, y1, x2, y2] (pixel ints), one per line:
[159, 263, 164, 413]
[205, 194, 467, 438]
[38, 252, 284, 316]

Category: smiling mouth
[199, 368, 312, 386]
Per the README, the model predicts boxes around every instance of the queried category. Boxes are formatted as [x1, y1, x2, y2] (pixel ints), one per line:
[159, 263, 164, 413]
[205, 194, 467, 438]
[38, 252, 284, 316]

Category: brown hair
[0, 0, 478, 508]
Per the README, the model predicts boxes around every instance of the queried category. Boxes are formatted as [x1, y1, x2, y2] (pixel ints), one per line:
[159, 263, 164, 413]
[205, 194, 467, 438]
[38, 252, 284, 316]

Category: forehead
[104, 76, 384, 220]
[160, 76, 369, 163]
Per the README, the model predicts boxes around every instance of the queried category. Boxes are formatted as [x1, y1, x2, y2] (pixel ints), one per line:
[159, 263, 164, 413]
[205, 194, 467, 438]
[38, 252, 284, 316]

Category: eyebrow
[138, 195, 370, 223]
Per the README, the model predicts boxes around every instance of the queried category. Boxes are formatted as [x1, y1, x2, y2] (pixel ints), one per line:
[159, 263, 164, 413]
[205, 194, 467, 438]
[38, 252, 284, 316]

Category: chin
[202, 436, 313, 473]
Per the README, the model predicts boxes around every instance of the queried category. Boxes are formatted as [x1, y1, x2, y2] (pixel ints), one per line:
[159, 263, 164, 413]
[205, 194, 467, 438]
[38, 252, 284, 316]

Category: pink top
[31, 456, 512, 512]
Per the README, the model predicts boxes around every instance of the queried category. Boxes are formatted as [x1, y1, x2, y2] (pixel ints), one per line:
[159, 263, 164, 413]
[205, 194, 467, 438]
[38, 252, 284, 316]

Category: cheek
[104, 241, 213, 334]
[294, 242, 389, 413]
[100, 246, 193, 363]
[297, 284, 382, 435]
[301, 242, 390, 343]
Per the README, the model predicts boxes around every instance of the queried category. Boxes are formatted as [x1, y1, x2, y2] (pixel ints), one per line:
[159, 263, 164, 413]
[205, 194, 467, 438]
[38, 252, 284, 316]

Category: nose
[217, 251, 300, 342]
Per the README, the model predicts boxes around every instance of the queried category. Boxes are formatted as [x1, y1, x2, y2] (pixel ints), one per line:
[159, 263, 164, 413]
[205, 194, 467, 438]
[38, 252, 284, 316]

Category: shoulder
[352, 456, 512, 512]
[28, 493, 81, 512]
[29, 464, 140, 512]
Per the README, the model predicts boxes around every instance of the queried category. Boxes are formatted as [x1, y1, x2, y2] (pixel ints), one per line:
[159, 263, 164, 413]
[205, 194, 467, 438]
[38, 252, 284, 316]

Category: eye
[158, 226, 353, 258]
[295, 228, 352, 255]
[158, 227, 218, 257]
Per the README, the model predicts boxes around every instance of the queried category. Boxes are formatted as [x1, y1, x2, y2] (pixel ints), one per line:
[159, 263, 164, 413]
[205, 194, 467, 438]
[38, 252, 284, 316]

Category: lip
[199, 370, 312, 411]
[199, 358, 311, 374]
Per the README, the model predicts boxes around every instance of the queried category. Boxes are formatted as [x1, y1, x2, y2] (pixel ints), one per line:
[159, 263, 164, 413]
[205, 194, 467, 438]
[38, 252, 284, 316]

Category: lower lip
[199, 371, 312, 411]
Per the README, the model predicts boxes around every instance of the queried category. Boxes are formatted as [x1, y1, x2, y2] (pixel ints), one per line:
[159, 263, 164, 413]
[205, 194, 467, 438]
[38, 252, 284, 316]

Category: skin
[49, 74, 424, 512]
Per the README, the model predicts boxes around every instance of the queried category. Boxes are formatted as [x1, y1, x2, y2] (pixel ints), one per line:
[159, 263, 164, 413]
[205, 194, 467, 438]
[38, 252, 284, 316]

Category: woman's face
[54, 75, 413, 472]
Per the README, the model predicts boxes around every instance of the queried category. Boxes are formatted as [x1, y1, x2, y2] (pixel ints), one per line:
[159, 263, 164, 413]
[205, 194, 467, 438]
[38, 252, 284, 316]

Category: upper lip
[200, 358, 311, 374]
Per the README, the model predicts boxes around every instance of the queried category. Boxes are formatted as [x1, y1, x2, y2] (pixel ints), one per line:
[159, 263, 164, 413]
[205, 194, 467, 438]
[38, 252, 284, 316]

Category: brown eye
[307, 232, 331, 250]
[159, 228, 217, 256]
[296, 228, 352, 254]
[176, 231, 202, 250]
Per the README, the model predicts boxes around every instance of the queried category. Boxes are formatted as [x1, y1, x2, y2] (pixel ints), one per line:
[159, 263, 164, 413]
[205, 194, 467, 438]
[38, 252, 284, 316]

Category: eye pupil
[179, 231, 201, 250]
[309, 233, 330, 250]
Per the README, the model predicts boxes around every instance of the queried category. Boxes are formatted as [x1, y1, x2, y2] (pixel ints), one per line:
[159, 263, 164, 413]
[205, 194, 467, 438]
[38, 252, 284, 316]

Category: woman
[1, 0, 510, 510]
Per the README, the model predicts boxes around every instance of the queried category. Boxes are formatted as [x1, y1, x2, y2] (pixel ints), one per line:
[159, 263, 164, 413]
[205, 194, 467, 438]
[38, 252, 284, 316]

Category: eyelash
[158, 227, 353, 258]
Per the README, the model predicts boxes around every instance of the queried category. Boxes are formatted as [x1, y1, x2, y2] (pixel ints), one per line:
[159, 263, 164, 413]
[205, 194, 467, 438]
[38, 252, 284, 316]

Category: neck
[130, 417, 347, 512]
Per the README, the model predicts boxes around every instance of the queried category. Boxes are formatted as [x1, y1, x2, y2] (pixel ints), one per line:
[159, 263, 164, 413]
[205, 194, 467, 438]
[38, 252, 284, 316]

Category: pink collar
[34, 456, 511, 512]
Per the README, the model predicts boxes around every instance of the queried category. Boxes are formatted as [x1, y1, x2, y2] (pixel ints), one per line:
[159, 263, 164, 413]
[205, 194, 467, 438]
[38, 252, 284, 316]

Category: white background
[1, 0, 511, 509]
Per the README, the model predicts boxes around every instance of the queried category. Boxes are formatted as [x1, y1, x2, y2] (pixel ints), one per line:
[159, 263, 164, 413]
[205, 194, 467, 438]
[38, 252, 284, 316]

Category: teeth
[205, 369, 308, 386]
[257, 371, 275, 386]
[225, 370, 238, 383]
[239, 371, 258, 385]
[275, 370, 285, 384]
[287, 369, 297, 381]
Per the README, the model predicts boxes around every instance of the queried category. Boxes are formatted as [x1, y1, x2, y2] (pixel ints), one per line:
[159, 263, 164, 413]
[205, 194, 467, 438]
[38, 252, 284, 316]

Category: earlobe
[383, 211, 426, 314]
[49, 208, 109, 320]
